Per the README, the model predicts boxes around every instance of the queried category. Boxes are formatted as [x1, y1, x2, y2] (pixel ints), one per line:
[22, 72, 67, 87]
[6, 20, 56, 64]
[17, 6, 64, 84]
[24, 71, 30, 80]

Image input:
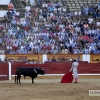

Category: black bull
[15, 67, 45, 84]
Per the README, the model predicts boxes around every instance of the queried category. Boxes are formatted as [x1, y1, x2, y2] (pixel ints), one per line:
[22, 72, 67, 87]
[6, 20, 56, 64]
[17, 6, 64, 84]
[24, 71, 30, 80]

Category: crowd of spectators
[83, 2, 100, 18]
[0, 0, 100, 54]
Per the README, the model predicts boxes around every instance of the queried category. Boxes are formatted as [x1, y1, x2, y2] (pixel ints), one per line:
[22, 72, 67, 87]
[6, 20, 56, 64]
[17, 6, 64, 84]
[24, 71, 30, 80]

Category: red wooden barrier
[0, 62, 9, 80]
[0, 62, 100, 76]
[11, 61, 100, 75]
[0, 61, 99, 81]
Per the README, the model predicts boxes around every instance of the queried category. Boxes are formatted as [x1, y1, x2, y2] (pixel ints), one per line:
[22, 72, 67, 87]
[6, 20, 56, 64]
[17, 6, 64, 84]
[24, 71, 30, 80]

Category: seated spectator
[47, 56, 51, 61]
[25, 60, 31, 64]
[51, 56, 56, 61]
[29, 59, 36, 64]
[42, 2, 48, 8]
[21, 0, 26, 6]
[16, 58, 22, 62]
[83, 5, 89, 16]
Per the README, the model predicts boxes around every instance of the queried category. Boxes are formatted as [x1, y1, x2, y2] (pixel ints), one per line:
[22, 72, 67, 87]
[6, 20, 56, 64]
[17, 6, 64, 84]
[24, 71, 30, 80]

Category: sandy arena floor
[0, 78, 100, 100]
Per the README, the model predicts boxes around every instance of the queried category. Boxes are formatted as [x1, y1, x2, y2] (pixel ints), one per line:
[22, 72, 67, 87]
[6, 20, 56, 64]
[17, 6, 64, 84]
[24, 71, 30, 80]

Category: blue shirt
[93, 50, 100, 54]
[48, 6, 54, 12]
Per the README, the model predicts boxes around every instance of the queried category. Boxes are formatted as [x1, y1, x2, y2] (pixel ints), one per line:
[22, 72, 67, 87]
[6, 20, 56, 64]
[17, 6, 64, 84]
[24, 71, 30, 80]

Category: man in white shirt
[96, 20, 100, 27]
[42, 2, 48, 8]
[30, 0, 35, 5]
[70, 59, 79, 83]
[74, 11, 78, 18]
[21, 18, 26, 27]
[88, 16, 93, 24]
[26, 6, 31, 11]
[15, 10, 20, 17]
[20, 44, 25, 51]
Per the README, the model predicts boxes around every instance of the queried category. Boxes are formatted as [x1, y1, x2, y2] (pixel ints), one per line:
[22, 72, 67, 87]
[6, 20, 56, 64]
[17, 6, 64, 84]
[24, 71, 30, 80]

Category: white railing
[0, 11, 8, 17]
[0, 0, 10, 5]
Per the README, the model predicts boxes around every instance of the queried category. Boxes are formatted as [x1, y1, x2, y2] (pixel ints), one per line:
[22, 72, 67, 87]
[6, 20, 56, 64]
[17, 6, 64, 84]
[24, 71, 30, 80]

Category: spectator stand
[0, 0, 100, 56]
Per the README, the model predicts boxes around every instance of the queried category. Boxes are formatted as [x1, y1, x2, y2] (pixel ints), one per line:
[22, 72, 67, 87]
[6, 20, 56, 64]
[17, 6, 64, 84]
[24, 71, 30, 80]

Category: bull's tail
[24, 75, 25, 80]
[15, 71, 17, 84]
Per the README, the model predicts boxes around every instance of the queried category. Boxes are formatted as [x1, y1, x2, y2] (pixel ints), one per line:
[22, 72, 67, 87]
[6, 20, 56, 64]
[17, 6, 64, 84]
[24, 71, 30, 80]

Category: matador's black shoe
[74, 82, 78, 83]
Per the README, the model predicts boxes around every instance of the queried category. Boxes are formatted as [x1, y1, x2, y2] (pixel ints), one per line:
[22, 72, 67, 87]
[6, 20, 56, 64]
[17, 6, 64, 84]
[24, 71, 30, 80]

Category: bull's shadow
[15, 67, 45, 84]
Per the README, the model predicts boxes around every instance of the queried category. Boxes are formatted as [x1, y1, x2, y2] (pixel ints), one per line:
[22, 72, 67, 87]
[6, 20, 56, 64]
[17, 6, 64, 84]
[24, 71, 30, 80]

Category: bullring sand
[0, 77, 100, 100]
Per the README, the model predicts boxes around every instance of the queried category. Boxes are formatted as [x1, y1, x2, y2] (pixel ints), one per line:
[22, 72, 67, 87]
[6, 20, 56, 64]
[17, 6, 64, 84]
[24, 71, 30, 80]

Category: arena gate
[0, 62, 11, 81]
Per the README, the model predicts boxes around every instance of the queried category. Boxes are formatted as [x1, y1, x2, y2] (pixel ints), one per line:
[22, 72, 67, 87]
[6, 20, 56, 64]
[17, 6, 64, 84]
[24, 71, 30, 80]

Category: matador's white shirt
[70, 61, 79, 72]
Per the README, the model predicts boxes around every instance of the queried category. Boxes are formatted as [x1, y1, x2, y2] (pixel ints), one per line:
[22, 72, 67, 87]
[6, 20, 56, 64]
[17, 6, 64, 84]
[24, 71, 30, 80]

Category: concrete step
[65, 0, 99, 12]
[12, 0, 26, 17]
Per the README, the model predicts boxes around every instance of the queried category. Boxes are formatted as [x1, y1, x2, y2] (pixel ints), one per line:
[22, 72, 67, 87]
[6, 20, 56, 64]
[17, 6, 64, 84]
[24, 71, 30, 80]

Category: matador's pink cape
[61, 72, 73, 83]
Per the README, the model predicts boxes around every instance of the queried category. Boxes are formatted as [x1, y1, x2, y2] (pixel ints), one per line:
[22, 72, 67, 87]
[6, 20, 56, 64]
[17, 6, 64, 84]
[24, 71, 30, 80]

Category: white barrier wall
[0, 54, 5, 61]
[43, 54, 47, 63]
[0, 11, 8, 17]
[0, 0, 11, 17]
[82, 54, 90, 63]
[0, 0, 10, 5]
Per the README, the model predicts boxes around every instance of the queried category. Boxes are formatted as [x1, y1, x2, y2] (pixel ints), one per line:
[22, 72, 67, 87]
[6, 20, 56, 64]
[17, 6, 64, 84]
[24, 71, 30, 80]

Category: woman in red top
[83, 34, 90, 43]
[8, 3, 13, 10]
